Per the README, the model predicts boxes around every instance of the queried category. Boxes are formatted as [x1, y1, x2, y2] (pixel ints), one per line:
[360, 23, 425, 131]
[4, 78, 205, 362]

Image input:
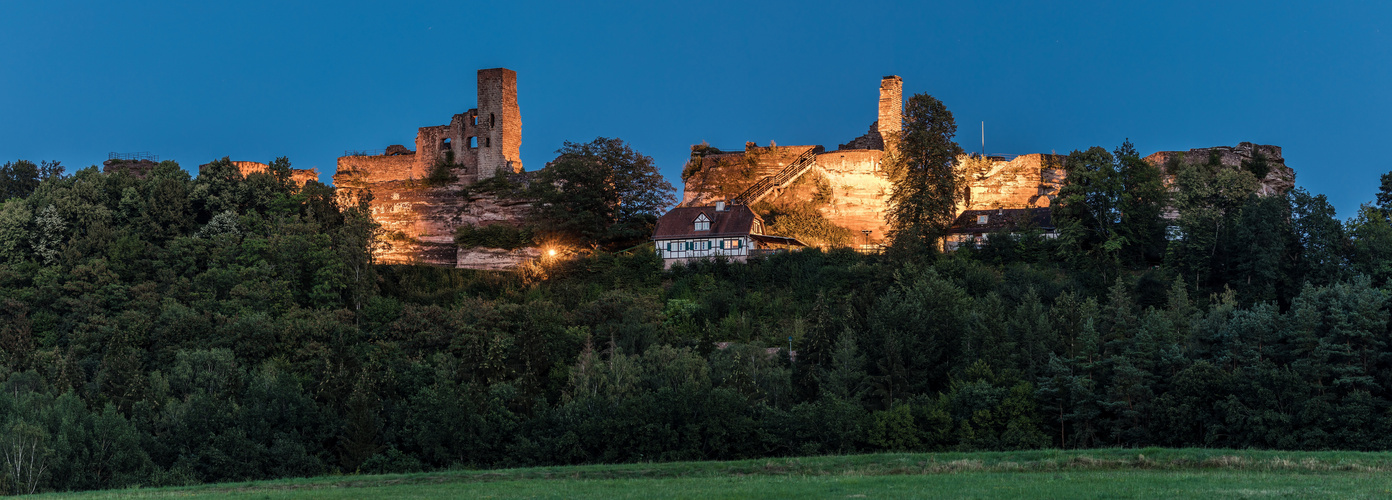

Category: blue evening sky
[1, 1, 1387, 217]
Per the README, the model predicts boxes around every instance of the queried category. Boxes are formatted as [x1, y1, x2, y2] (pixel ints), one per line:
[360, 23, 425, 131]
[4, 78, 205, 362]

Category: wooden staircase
[731, 148, 820, 205]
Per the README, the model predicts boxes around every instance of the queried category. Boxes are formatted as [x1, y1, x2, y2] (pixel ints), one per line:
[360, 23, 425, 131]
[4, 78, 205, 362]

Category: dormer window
[977, 215, 989, 224]
[694, 213, 710, 231]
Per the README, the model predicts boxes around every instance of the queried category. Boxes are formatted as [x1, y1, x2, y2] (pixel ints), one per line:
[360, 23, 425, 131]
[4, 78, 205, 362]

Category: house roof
[653, 204, 761, 240]
[949, 208, 1055, 234]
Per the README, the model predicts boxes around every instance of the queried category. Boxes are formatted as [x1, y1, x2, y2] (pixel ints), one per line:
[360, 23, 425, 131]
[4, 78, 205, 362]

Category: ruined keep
[334, 68, 534, 267]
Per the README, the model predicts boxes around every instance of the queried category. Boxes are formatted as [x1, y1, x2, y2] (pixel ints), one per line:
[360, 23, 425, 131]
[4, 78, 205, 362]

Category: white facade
[656, 236, 754, 264]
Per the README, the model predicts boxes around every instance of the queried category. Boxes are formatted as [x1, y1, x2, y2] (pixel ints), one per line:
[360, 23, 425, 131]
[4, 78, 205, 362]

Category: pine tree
[884, 94, 964, 257]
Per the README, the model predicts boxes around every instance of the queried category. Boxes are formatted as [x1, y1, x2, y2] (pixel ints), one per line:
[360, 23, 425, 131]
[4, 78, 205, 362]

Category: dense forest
[3, 136, 1392, 495]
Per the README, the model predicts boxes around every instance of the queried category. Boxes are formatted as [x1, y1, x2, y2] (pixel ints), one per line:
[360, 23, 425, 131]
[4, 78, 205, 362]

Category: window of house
[667, 241, 681, 252]
[468, 136, 478, 149]
[977, 215, 989, 224]
[694, 213, 710, 231]
[721, 239, 741, 250]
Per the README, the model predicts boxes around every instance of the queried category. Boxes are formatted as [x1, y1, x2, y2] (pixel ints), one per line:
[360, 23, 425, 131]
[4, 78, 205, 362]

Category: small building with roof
[945, 207, 1058, 251]
[652, 201, 804, 268]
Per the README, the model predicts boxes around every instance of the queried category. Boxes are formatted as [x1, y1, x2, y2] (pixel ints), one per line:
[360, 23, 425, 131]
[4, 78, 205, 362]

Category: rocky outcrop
[962, 154, 1067, 211]
[1143, 143, 1294, 196]
[335, 173, 534, 267]
[102, 159, 159, 179]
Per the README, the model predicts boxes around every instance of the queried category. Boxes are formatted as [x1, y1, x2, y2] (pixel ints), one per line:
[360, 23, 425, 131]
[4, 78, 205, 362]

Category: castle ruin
[334, 68, 534, 267]
[679, 76, 1296, 248]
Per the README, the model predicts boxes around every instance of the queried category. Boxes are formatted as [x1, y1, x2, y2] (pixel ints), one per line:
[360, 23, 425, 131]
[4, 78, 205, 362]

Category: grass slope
[47, 449, 1392, 499]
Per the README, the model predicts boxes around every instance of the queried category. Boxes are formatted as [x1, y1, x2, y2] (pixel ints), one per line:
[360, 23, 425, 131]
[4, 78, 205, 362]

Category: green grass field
[43, 449, 1392, 499]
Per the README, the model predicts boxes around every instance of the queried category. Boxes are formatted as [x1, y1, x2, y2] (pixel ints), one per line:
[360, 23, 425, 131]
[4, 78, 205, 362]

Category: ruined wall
[1143, 142, 1294, 196]
[228, 161, 320, 185]
[336, 154, 419, 184]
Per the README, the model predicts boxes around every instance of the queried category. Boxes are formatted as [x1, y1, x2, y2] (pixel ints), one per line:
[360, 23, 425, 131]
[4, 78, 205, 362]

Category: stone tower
[878, 75, 903, 154]
[476, 68, 522, 176]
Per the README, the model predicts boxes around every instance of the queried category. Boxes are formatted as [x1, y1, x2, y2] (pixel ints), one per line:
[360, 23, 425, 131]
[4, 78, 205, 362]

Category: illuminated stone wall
[227, 161, 320, 185]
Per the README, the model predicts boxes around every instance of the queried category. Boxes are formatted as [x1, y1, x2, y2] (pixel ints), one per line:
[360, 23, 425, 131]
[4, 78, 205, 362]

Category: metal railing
[731, 148, 819, 205]
[108, 152, 158, 161]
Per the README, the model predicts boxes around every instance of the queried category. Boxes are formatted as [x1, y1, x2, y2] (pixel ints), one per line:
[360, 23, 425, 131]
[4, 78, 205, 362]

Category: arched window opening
[440, 138, 452, 151]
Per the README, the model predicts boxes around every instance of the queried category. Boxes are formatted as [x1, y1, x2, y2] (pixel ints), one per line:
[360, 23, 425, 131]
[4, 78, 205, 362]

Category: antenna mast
[981, 121, 985, 157]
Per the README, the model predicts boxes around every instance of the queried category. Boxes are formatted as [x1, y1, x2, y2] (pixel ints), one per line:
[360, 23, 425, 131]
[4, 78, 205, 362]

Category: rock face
[335, 177, 533, 267]
[1143, 143, 1294, 196]
[961, 154, 1067, 211]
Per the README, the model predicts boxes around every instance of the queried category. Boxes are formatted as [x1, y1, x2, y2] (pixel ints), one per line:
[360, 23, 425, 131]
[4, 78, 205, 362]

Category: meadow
[46, 449, 1392, 499]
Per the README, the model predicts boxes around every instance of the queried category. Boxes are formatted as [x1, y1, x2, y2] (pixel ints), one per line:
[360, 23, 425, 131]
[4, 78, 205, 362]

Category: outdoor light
[548, 249, 557, 257]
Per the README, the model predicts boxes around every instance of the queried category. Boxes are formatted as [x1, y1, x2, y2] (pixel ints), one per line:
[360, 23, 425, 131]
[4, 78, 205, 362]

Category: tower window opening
[490, 113, 495, 127]
[485, 137, 491, 148]
[468, 137, 478, 149]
